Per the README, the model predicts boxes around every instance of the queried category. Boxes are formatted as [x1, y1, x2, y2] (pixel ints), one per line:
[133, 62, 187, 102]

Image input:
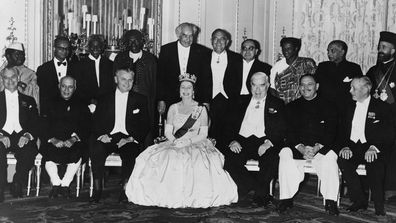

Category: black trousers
[0, 131, 38, 190]
[209, 94, 229, 148]
[338, 141, 385, 204]
[224, 135, 279, 197]
[90, 133, 141, 182]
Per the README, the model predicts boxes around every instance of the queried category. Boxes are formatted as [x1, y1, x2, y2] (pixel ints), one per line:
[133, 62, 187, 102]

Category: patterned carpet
[0, 176, 396, 222]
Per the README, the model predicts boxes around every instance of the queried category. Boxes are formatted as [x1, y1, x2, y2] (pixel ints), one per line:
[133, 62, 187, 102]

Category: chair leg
[35, 166, 41, 197]
[76, 165, 81, 197]
[27, 169, 32, 196]
[89, 163, 93, 197]
[81, 163, 86, 189]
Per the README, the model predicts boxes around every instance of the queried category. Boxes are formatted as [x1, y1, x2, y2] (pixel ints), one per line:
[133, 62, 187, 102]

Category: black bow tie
[57, 61, 67, 66]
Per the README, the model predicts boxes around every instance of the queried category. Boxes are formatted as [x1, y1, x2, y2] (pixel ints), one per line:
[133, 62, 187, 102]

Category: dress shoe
[10, 182, 23, 198]
[253, 195, 273, 207]
[118, 190, 128, 203]
[346, 201, 368, 212]
[277, 199, 293, 213]
[0, 189, 4, 203]
[61, 186, 72, 199]
[374, 202, 386, 216]
[325, 200, 339, 216]
[49, 186, 60, 199]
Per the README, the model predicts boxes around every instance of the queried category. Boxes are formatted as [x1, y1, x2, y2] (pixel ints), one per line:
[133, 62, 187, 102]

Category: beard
[378, 52, 394, 62]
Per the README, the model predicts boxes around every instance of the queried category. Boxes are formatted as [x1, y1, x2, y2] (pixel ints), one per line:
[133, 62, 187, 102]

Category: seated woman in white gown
[125, 73, 238, 208]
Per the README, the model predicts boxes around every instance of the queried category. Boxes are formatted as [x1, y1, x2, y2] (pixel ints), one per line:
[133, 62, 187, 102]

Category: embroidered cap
[179, 73, 197, 83]
[7, 42, 24, 51]
[379, 31, 396, 47]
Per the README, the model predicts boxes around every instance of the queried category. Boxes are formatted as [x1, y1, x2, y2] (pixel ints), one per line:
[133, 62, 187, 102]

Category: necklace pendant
[380, 90, 388, 101]
[373, 90, 380, 99]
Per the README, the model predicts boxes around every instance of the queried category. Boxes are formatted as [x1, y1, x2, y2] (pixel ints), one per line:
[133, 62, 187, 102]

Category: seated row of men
[0, 63, 393, 217]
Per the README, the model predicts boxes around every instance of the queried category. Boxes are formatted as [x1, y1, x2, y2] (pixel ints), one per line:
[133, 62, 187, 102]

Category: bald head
[59, 76, 76, 100]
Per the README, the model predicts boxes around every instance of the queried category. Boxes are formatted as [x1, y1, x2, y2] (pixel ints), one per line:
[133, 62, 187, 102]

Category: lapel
[0, 91, 5, 123]
[18, 93, 24, 123]
[173, 42, 181, 74]
[187, 43, 198, 72]
[264, 95, 270, 129]
[49, 60, 59, 84]
[89, 59, 99, 88]
[364, 98, 375, 135]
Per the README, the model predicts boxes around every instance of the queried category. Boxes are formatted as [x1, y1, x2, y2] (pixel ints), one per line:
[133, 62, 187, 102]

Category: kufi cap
[379, 31, 396, 47]
[7, 42, 24, 51]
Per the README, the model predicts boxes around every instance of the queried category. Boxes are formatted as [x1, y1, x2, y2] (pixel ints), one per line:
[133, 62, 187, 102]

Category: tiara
[178, 73, 197, 83]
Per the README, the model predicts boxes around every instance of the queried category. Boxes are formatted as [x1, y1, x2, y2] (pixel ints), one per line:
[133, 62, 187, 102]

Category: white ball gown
[125, 104, 238, 208]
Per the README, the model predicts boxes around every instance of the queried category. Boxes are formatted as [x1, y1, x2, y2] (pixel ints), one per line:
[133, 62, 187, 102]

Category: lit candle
[86, 14, 92, 37]
[139, 7, 146, 30]
[82, 5, 88, 29]
[148, 18, 154, 39]
[127, 16, 132, 30]
[67, 12, 73, 36]
[92, 15, 98, 34]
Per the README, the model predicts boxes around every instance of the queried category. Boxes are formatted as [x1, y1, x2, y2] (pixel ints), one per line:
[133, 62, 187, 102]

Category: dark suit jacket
[316, 60, 363, 105]
[245, 59, 272, 94]
[224, 94, 286, 150]
[0, 91, 39, 139]
[286, 96, 338, 157]
[198, 50, 243, 103]
[71, 56, 115, 105]
[157, 41, 210, 105]
[338, 97, 395, 154]
[42, 96, 91, 142]
[92, 90, 150, 144]
[36, 59, 73, 116]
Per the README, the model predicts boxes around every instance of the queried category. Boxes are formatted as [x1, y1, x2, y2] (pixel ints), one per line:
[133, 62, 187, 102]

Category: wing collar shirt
[53, 57, 67, 81]
[177, 41, 191, 75]
[350, 96, 370, 143]
[88, 54, 101, 87]
[129, 50, 142, 63]
[239, 96, 266, 138]
[241, 59, 255, 95]
[2, 89, 22, 134]
[110, 88, 129, 135]
[211, 51, 228, 99]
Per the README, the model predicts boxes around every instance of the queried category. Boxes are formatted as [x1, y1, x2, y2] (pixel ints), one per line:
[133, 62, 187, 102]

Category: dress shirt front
[88, 54, 101, 87]
[2, 89, 22, 134]
[177, 41, 190, 75]
[129, 50, 143, 63]
[53, 57, 67, 81]
[110, 89, 129, 135]
[350, 96, 370, 143]
[211, 51, 228, 99]
[241, 59, 254, 95]
[239, 97, 266, 138]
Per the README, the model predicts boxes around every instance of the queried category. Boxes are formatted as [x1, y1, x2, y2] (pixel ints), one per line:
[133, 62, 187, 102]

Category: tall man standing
[0, 67, 39, 201]
[157, 23, 208, 114]
[240, 39, 272, 96]
[366, 31, 396, 199]
[114, 30, 157, 145]
[338, 77, 395, 216]
[90, 68, 149, 203]
[37, 36, 73, 117]
[198, 29, 243, 144]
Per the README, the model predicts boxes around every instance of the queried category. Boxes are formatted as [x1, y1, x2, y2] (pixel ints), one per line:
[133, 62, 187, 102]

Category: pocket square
[320, 120, 325, 123]
[373, 120, 380, 123]
[132, 109, 140, 114]
[343, 76, 352, 82]
[268, 108, 277, 114]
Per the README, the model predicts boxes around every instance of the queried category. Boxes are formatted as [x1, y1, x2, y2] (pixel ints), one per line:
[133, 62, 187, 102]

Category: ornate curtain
[293, 0, 396, 73]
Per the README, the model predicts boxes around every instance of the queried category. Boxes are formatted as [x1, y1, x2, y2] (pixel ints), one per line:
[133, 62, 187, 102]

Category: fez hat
[379, 31, 396, 47]
[7, 42, 24, 51]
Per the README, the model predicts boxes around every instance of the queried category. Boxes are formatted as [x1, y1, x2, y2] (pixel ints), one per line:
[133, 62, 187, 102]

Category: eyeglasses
[242, 46, 256, 51]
